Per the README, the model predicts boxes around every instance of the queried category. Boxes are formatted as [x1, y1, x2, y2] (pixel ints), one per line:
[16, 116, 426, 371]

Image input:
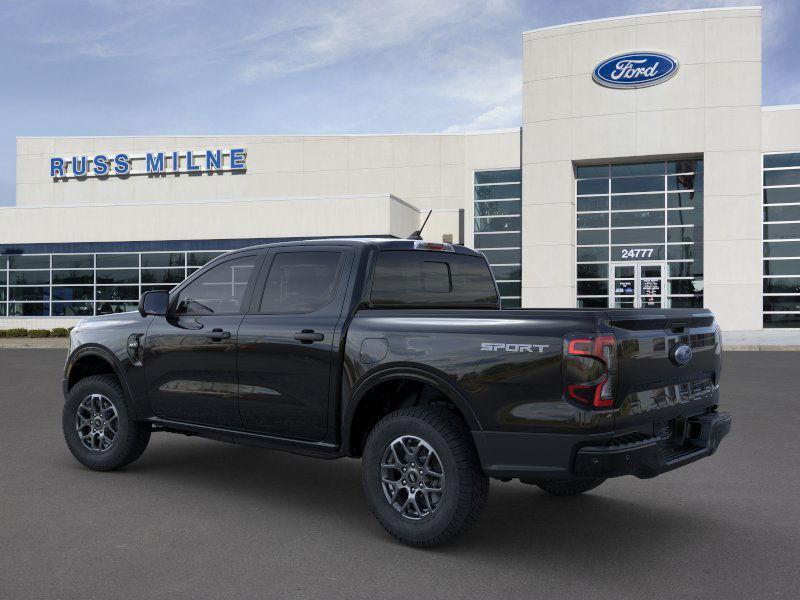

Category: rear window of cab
[370, 250, 499, 308]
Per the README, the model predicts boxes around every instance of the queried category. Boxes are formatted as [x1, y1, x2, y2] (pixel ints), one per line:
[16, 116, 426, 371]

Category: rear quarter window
[370, 251, 499, 307]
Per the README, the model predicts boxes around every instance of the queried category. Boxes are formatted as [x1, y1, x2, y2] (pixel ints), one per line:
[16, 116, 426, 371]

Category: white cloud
[442, 103, 520, 132]
[236, 0, 473, 82]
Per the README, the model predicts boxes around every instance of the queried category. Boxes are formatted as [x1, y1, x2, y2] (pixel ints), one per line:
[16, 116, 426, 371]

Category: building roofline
[763, 104, 800, 112]
[522, 5, 761, 36]
[16, 128, 520, 141]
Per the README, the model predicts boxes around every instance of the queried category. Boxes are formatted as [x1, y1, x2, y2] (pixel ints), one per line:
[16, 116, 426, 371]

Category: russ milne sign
[593, 52, 678, 89]
[50, 148, 246, 179]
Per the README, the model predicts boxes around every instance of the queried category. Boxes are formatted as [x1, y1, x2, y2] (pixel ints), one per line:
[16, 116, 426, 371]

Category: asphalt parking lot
[1, 349, 798, 599]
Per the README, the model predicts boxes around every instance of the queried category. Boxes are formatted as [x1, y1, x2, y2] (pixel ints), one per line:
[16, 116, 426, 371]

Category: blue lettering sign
[186, 150, 200, 172]
[48, 148, 247, 179]
[593, 52, 678, 89]
[206, 149, 221, 170]
[93, 154, 109, 176]
[50, 158, 65, 177]
[230, 148, 246, 170]
[113, 153, 130, 175]
[72, 156, 88, 177]
[146, 152, 165, 173]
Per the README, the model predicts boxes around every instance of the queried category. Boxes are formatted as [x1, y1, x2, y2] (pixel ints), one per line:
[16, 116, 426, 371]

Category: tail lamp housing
[562, 334, 617, 409]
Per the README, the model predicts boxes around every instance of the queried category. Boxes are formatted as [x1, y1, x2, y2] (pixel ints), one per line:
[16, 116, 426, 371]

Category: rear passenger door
[237, 246, 354, 441]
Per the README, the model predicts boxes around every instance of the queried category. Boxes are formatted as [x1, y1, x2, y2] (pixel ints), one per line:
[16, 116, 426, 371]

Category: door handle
[207, 328, 231, 341]
[294, 330, 324, 343]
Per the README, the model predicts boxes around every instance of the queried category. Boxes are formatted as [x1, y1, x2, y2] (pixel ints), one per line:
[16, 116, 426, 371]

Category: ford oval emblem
[593, 52, 679, 89]
[669, 343, 693, 367]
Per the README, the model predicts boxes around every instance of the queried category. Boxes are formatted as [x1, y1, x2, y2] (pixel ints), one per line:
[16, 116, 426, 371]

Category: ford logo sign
[669, 343, 693, 367]
[593, 52, 679, 89]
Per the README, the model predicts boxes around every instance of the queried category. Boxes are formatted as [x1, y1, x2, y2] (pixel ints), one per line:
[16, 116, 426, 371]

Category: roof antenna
[407, 210, 433, 240]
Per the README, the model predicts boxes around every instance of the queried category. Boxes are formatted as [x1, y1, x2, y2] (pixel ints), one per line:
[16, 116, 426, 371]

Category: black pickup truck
[62, 238, 731, 546]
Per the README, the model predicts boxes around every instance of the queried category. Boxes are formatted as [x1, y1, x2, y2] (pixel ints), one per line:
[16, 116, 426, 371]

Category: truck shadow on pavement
[101, 434, 723, 564]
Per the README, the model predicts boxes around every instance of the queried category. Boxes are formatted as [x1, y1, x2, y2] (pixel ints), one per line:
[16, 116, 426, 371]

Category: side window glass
[175, 256, 256, 315]
[259, 251, 344, 314]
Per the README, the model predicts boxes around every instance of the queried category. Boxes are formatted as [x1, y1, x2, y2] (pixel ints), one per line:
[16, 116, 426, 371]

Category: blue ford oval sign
[593, 52, 679, 89]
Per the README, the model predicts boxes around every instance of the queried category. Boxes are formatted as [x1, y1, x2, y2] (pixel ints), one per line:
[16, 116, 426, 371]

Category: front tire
[62, 374, 151, 471]
[362, 407, 489, 547]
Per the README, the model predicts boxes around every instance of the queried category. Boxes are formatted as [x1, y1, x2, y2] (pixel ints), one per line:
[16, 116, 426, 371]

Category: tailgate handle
[667, 321, 687, 334]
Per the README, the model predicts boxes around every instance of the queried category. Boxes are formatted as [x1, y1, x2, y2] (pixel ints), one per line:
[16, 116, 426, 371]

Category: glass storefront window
[52, 254, 93, 269]
[52, 302, 94, 316]
[576, 159, 704, 309]
[8, 303, 49, 316]
[96, 286, 139, 301]
[474, 216, 521, 233]
[478, 249, 521, 264]
[52, 270, 93, 284]
[474, 184, 521, 200]
[9, 255, 49, 269]
[0, 248, 229, 318]
[96, 302, 137, 315]
[9, 271, 50, 285]
[96, 269, 138, 284]
[764, 152, 800, 328]
[96, 254, 138, 268]
[475, 200, 521, 216]
[475, 169, 522, 307]
[141, 253, 186, 268]
[141, 268, 185, 284]
[188, 252, 224, 267]
[52, 286, 94, 301]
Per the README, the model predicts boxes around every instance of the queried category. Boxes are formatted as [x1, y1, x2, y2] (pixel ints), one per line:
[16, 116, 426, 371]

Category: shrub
[50, 328, 70, 338]
[28, 329, 51, 338]
[1, 328, 29, 338]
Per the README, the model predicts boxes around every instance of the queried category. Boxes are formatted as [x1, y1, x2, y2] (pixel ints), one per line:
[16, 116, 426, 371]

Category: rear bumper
[573, 412, 731, 479]
[473, 411, 731, 480]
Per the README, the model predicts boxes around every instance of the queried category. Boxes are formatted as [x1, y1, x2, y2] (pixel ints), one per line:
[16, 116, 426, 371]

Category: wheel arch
[342, 365, 482, 458]
[65, 345, 141, 419]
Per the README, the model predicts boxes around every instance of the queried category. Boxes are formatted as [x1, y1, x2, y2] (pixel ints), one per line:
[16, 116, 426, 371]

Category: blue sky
[1, 0, 798, 206]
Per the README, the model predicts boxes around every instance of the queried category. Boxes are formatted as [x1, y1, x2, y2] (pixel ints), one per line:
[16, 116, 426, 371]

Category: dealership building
[3, 5, 800, 331]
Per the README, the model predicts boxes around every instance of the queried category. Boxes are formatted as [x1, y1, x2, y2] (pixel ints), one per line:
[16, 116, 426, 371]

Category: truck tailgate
[607, 310, 721, 433]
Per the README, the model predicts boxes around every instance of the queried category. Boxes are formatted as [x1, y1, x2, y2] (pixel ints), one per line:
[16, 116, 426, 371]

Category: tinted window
[52, 254, 93, 269]
[175, 256, 256, 315]
[9, 255, 49, 269]
[96, 254, 137, 268]
[371, 251, 498, 307]
[259, 251, 344, 314]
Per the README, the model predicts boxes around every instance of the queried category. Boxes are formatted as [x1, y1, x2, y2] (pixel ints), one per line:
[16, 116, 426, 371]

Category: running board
[146, 417, 343, 459]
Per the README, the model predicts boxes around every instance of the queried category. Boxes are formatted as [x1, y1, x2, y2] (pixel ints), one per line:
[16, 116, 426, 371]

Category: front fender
[64, 344, 147, 420]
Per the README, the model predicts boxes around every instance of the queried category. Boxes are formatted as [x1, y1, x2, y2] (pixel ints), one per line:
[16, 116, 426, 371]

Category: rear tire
[533, 478, 606, 496]
[362, 407, 489, 547]
[62, 374, 151, 471]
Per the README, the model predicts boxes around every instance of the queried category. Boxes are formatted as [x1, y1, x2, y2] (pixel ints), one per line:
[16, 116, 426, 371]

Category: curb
[0, 339, 69, 349]
[723, 344, 800, 351]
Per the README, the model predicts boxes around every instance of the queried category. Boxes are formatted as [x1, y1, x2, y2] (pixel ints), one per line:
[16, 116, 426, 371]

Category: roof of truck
[234, 237, 486, 257]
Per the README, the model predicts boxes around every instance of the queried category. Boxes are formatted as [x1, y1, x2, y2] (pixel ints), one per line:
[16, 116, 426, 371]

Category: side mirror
[138, 290, 170, 317]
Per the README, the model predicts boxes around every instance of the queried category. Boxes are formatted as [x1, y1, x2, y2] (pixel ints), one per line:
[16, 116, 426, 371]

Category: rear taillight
[563, 334, 617, 409]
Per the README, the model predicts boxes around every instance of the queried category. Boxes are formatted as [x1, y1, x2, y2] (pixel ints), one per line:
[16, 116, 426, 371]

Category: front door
[610, 262, 666, 308]
[143, 253, 262, 428]
[237, 246, 354, 441]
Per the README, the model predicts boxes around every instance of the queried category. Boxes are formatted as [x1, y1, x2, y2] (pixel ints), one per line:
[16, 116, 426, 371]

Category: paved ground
[1, 349, 798, 600]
